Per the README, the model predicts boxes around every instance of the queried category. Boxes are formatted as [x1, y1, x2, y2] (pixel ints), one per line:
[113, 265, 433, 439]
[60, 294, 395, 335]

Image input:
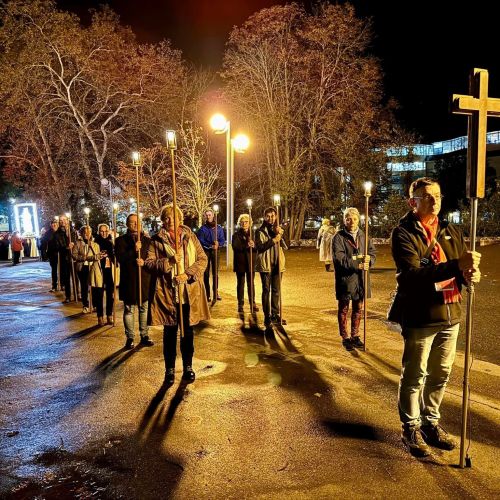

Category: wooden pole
[363, 195, 369, 352]
[67, 216, 78, 302]
[112, 206, 118, 326]
[248, 205, 254, 315]
[135, 163, 142, 308]
[274, 198, 282, 326]
[170, 146, 184, 339]
[212, 210, 219, 306]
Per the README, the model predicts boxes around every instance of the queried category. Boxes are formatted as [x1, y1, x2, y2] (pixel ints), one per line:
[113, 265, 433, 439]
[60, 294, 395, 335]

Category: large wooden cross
[451, 68, 500, 198]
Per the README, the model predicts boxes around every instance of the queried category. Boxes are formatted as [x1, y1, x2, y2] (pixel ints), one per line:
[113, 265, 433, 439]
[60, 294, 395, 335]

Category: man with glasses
[391, 177, 481, 457]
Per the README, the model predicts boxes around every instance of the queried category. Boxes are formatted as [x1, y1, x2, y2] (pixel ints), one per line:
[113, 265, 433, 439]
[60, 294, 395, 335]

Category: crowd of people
[29, 177, 481, 459]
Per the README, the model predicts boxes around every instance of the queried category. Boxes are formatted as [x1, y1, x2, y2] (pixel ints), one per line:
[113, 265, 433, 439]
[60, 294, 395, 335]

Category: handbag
[386, 236, 439, 325]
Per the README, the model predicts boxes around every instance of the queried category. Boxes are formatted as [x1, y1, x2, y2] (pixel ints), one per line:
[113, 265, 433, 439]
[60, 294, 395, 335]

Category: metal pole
[135, 163, 142, 308]
[363, 195, 369, 352]
[248, 205, 254, 315]
[170, 147, 184, 339]
[459, 197, 477, 468]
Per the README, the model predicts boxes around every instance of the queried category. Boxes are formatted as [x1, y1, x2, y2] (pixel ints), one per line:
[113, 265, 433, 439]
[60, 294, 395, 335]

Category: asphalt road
[0, 247, 499, 498]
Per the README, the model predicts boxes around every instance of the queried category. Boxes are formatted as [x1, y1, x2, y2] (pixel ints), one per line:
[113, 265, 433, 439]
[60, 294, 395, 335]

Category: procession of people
[19, 176, 481, 458]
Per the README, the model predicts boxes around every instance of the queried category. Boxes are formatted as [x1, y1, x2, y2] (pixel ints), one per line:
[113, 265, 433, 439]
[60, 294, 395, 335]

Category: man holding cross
[391, 177, 481, 457]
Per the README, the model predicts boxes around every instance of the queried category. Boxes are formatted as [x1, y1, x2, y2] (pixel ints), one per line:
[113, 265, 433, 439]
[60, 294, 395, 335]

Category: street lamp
[210, 112, 250, 270]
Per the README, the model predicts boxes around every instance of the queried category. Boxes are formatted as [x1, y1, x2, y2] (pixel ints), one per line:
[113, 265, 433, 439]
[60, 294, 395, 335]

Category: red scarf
[420, 217, 461, 304]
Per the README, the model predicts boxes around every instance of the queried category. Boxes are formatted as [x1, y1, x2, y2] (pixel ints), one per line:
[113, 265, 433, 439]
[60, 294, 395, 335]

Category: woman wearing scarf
[146, 204, 210, 386]
[333, 207, 376, 351]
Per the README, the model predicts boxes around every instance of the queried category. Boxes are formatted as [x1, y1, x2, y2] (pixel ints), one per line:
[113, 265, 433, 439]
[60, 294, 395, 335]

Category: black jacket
[333, 228, 376, 301]
[391, 211, 467, 328]
[94, 234, 115, 273]
[115, 232, 151, 304]
[53, 227, 77, 263]
[232, 228, 257, 273]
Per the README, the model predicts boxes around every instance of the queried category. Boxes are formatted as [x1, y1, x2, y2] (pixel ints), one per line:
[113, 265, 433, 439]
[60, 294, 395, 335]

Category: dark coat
[232, 228, 257, 273]
[45, 229, 58, 259]
[115, 232, 151, 305]
[333, 228, 376, 301]
[145, 226, 210, 326]
[391, 210, 467, 328]
[53, 227, 78, 263]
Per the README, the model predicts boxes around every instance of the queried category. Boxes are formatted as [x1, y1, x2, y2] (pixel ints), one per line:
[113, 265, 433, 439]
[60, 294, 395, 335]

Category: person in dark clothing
[94, 224, 115, 325]
[10, 232, 23, 266]
[115, 214, 154, 349]
[333, 207, 376, 351]
[53, 215, 76, 303]
[391, 177, 481, 458]
[197, 209, 225, 302]
[255, 207, 287, 327]
[46, 220, 60, 292]
[232, 213, 259, 313]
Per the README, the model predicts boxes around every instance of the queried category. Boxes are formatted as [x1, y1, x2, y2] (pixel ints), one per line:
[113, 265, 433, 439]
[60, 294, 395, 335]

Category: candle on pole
[363, 181, 372, 352]
[246, 198, 254, 315]
[166, 129, 184, 339]
[83, 207, 90, 227]
[112, 202, 119, 326]
[65, 212, 78, 302]
[213, 203, 220, 306]
[132, 151, 143, 307]
[273, 194, 283, 326]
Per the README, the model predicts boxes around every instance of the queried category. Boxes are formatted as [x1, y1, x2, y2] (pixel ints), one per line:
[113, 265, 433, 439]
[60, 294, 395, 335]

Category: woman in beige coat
[146, 204, 210, 386]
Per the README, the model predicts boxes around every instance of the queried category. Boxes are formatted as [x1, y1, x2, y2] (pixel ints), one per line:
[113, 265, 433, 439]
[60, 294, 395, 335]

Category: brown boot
[97, 316, 105, 326]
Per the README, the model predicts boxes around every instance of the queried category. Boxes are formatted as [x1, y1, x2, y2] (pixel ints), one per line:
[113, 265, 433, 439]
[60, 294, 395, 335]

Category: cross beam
[451, 68, 500, 198]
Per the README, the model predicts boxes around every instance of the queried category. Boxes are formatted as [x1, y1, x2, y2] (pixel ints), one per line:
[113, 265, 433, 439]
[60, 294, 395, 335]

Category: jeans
[123, 301, 149, 340]
[163, 303, 194, 370]
[260, 270, 281, 320]
[203, 248, 219, 299]
[337, 299, 363, 338]
[398, 323, 459, 427]
[49, 255, 58, 289]
[77, 267, 89, 308]
[236, 271, 256, 307]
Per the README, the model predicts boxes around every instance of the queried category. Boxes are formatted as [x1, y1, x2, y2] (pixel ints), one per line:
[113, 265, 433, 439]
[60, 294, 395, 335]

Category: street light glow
[232, 134, 250, 153]
[83, 207, 90, 215]
[213, 204, 220, 213]
[363, 181, 373, 197]
[246, 198, 253, 208]
[65, 212, 71, 219]
[129, 198, 135, 204]
[100, 178, 109, 186]
[210, 113, 228, 133]
[165, 130, 177, 150]
[273, 194, 281, 207]
[113, 203, 119, 211]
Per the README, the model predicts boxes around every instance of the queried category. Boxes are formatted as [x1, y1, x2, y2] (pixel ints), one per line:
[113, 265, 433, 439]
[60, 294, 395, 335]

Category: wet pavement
[0, 246, 499, 499]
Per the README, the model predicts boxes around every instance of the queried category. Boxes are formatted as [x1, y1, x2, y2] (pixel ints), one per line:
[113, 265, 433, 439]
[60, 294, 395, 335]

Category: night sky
[57, 0, 500, 143]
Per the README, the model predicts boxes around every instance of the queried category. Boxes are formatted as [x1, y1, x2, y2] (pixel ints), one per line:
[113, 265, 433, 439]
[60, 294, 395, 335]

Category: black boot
[164, 367, 175, 386]
[182, 365, 195, 383]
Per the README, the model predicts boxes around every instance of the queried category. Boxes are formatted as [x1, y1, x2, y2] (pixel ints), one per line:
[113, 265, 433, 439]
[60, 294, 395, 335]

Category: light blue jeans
[123, 301, 149, 340]
[398, 323, 459, 427]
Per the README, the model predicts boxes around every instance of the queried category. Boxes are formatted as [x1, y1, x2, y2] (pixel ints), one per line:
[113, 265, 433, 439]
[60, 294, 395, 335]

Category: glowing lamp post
[210, 113, 250, 270]
[83, 207, 90, 227]
[246, 198, 255, 315]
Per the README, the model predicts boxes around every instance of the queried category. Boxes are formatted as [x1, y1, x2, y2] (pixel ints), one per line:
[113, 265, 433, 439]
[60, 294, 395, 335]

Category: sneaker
[82, 307, 89, 314]
[421, 424, 456, 450]
[351, 336, 364, 349]
[125, 338, 134, 350]
[182, 366, 196, 382]
[164, 368, 175, 386]
[401, 424, 432, 457]
[342, 338, 354, 351]
[139, 336, 154, 347]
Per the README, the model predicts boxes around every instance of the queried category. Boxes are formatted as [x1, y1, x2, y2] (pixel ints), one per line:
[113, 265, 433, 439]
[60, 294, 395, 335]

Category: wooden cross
[451, 68, 500, 198]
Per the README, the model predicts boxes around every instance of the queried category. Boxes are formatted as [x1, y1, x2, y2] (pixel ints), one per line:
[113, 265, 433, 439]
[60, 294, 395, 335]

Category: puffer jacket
[391, 210, 467, 328]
